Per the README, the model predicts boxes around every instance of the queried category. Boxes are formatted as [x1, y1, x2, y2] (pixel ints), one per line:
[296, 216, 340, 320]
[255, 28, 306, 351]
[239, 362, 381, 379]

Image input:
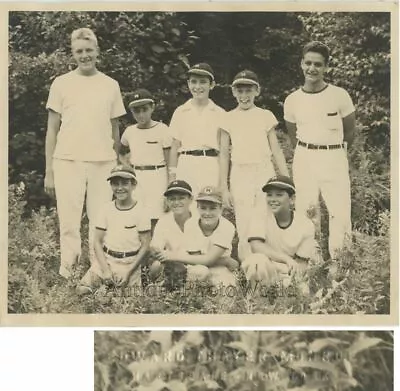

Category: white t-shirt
[46, 70, 126, 161]
[247, 209, 317, 259]
[284, 84, 355, 145]
[121, 122, 172, 166]
[169, 99, 226, 151]
[151, 212, 192, 251]
[221, 106, 278, 164]
[96, 200, 151, 252]
[184, 216, 235, 258]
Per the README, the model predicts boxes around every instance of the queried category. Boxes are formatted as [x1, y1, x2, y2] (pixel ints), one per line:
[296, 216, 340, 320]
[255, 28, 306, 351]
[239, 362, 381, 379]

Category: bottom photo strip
[94, 330, 394, 391]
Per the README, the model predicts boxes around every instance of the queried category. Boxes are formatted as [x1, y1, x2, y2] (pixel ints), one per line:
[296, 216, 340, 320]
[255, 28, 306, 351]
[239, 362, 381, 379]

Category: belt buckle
[202, 150, 207, 156]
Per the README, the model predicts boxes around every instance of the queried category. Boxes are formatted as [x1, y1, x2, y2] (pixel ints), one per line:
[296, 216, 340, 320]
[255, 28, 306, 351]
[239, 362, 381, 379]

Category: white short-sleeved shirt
[247, 209, 317, 258]
[151, 212, 193, 251]
[184, 216, 235, 258]
[169, 99, 226, 151]
[121, 122, 172, 166]
[46, 70, 126, 161]
[221, 106, 278, 164]
[283, 84, 355, 145]
[96, 200, 151, 252]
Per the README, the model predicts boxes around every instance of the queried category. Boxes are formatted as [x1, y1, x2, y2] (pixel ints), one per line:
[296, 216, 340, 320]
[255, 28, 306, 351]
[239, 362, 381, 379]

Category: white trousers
[177, 155, 219, 197]
[134, 167, 168, 219]
[53, 159, 115, 277]
[230, 162, 275, 261]
[292, 146, 351, 258]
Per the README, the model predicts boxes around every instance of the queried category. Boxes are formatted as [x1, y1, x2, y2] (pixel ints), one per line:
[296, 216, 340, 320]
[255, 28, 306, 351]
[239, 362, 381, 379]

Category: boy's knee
[187, 265, 209, 282]
[242, 253, 274, 284]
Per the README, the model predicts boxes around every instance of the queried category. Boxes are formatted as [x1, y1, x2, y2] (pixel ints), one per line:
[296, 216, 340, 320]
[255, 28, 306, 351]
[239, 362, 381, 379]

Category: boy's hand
[44, 171, 56, 198]
[222, 188, 234, 209]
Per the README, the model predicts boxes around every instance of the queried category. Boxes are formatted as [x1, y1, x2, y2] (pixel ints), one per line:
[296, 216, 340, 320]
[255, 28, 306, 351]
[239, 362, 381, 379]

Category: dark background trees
[8, 11, 391, 233]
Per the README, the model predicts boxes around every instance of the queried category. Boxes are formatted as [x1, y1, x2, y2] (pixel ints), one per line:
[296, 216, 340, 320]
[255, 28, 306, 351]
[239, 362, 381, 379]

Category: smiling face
[197, 200, 222, 227]
[131, 103, 154, 128]
[265, 187, 293, 215]
[301, 51, 327, 85]
[166, 192, 192, 216]
[187, 75, 214, 102]
[110, 177, 135, 202]
[71, 38, 99, 75]
[232, 84, 260, 110]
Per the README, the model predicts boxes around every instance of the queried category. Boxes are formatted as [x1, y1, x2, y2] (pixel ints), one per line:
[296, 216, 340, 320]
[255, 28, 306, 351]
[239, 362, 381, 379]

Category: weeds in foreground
[8, 184, 390, 314]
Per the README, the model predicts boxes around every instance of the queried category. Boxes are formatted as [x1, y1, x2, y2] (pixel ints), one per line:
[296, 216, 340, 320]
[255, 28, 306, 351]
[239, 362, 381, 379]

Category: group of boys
[44, 28, 356, 295]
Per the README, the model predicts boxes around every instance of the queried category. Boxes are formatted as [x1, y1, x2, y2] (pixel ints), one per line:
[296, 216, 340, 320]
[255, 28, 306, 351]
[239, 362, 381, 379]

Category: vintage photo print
[2, 2, 398, 325]
[94, 330, 394, 391]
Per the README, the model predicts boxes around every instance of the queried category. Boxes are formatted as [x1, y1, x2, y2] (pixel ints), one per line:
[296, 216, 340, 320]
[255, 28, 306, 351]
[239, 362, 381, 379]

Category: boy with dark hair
[243, 176, 319, 287]
[284, 41, 356, 262]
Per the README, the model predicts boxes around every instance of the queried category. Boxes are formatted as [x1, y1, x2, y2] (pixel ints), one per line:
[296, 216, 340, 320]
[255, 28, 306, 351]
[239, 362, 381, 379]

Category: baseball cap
[262, 176, 296, 194]
[164, 180, 193, 197]
[232, 70, 260, 88]
[128, 89, 155, 108]
[196, 186, 223, 204]
[188, 63, 215, 81]
[107, 164, 137, 181]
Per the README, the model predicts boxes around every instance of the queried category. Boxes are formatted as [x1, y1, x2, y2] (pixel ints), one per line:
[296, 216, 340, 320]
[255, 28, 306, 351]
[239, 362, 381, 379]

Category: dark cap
[188, 63, 215, 81]
[164, 180, 193, 197]
[107, 164, 137, 181]
[262, 175, 295, 194]
[232, 70, 260, 88]
[196, 186, 223, 204]
[128, 89, 155, 108]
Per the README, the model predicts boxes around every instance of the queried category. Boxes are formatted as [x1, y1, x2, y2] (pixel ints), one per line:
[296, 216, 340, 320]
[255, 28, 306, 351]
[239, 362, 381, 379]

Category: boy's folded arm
[93, 229, 112, 277]
[249, 238, 294, 266]
[126, 231, 152, 277]
[218, 129, 231, 189]
[168, 245, 226, 267]
[267, 128, 289, 177]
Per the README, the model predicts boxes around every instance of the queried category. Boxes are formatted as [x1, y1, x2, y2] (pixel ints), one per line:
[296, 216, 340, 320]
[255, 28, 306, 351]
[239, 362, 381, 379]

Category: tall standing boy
[44, 28, 126, 278]
[168, 63, 226, 197]
[284, 41, 356, 261]
[220, 70, 289, 261]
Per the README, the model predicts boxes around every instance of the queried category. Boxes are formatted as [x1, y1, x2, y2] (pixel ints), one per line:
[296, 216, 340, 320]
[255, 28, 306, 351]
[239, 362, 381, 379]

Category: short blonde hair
[71, 28, 98, 46]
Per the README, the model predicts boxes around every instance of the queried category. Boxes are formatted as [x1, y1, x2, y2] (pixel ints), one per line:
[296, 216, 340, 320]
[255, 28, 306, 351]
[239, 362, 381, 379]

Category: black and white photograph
[94, 330, 394, 391]
[5, 7, 396, 318]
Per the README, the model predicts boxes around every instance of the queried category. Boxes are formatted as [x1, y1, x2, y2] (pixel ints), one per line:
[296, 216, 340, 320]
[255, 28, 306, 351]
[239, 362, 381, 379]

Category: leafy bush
[94, 330, 393, 391]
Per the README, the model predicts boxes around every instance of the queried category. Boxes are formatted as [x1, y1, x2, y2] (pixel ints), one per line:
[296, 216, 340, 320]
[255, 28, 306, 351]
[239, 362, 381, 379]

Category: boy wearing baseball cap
[157, 186, 239, 286]
[219, 70, 289, 262]
[242, 175, 319, 288]
[77, 164, 151, 294]
[120, 88, 172, 225]
[148, 180, 194, 286]
[168, 63, 227, 198]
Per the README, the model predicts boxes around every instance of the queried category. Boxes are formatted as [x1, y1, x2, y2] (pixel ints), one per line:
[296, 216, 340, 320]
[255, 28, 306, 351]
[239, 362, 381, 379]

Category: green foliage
[94, 330, 393, 391]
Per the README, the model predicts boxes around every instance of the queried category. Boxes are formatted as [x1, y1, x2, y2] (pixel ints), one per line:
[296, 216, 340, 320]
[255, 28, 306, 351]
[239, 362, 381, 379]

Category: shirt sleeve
[95, 204, 108, 231]
[161, 123, 173, 148]
[295, 219, 317, 259]
[264, 110, 279, 133]
[46, 77, 63, 114]
[110, 81, 127, 119]
[338, 88, 355, 118]
[120, 127, 130, 147]
[138, 208, 152, 232]
[151, 218, 167, 249]
[211, 219, 235, 250]
[168, 107, 183, 141]
[283, 94, 296, 123]
[247, 213, 266, 242]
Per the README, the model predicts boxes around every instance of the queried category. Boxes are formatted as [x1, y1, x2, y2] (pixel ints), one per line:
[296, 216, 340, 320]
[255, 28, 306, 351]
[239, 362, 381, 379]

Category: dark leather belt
[180, 149, 219, 157]
[297, 140, 344, 150]
[133, 164, 166, 170]
[103, 245, 139, 258]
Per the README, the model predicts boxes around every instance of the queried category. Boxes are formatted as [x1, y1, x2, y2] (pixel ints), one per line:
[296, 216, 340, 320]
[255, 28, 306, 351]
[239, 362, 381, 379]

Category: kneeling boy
[242, 176, 319, 287]
[159, 186, 239, 286]
[77, 165, 151, 294]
